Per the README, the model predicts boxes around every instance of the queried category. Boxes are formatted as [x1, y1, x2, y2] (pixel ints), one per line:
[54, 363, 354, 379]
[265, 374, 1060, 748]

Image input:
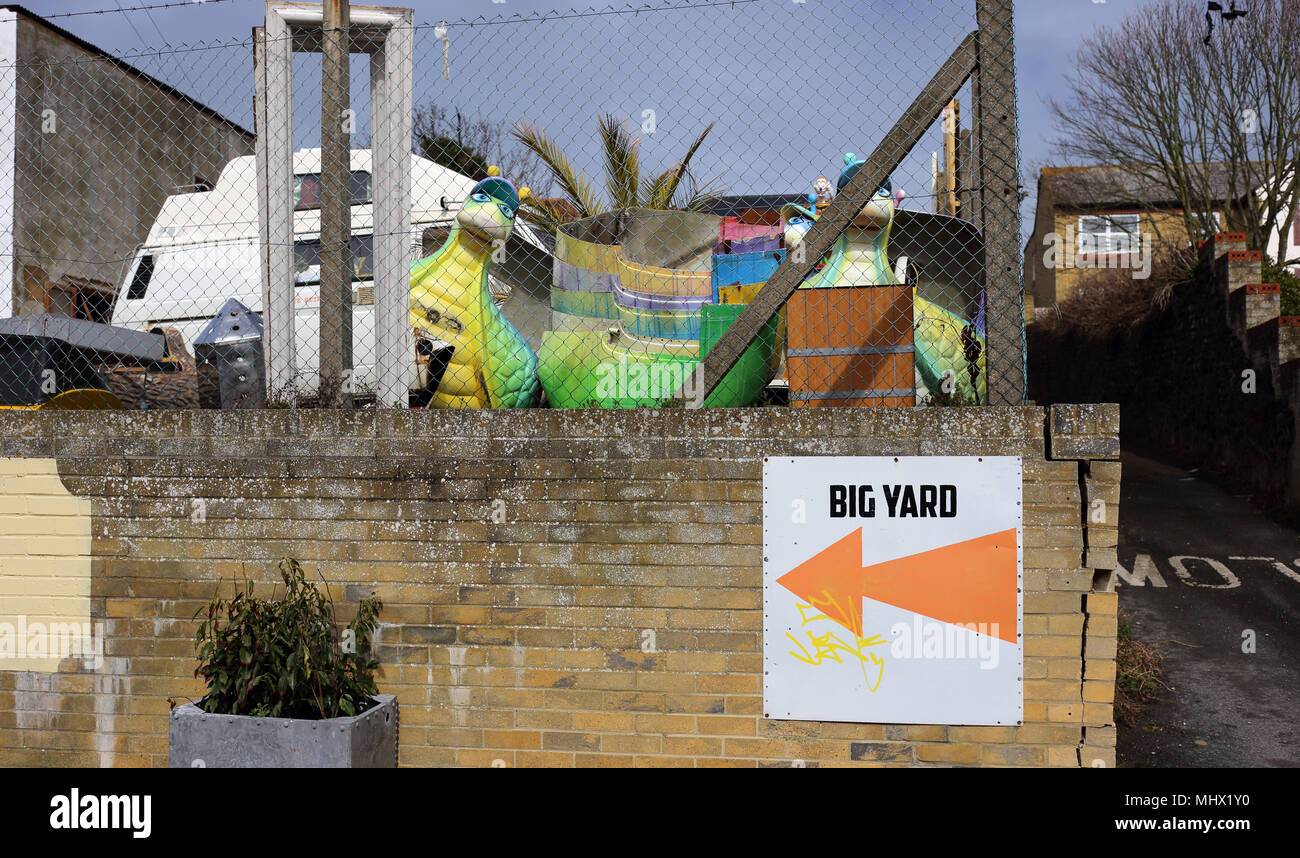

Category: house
[1265, 205, 1300, 273]
[1024, 164, 1235, 308]
[0, 4, 253, 321]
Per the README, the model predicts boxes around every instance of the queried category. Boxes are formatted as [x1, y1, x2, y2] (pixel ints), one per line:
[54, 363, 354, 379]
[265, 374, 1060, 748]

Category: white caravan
[110, 149, 543, 397]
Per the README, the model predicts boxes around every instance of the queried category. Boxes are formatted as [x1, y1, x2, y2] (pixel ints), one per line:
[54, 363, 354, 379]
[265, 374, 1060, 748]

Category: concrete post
[255, 19, 297, 401]
[257, 3, 414, 407]
[320, 0, 352, 407]
[370, 12, 413, 409]
[975, 0, 1026, 404]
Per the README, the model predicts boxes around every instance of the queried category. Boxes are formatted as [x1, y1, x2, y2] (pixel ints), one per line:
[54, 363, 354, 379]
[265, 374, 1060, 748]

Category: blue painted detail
[710, 249, 786, 301]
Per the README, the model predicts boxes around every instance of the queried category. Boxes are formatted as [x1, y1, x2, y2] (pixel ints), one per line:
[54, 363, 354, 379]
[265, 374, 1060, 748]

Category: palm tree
[511, 114, 723, 233]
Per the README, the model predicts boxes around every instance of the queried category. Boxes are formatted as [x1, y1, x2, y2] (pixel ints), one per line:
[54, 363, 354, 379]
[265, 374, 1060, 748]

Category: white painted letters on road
[1115, 554, 1167, 588]
[1169, 556, 1240, 589]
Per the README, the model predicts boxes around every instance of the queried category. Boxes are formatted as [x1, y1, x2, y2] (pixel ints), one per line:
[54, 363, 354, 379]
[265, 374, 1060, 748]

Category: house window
[1078, 214, 1140, 255]
[1192, 212, 1223, 234]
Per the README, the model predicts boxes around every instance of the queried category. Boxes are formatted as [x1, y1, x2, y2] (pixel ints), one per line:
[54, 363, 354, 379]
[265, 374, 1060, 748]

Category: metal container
[193, 299, 266, 409]
[168, 695, 398, 768]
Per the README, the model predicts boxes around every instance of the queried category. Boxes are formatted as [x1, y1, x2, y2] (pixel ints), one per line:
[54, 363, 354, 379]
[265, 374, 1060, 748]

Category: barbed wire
[21, 0, 238, 20]
[421, 0, 766, 31]
[0, 0, 802, 69]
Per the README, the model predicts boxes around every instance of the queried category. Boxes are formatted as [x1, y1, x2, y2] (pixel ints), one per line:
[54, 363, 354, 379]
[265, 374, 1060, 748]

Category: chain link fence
[0, 0, 1023, 412]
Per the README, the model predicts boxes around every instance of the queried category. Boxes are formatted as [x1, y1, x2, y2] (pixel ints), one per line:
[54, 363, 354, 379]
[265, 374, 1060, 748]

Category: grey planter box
[168, 695, 398, 768]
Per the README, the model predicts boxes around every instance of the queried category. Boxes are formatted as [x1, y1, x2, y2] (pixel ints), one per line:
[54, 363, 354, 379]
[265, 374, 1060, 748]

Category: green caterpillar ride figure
[409, 167, 541, 409]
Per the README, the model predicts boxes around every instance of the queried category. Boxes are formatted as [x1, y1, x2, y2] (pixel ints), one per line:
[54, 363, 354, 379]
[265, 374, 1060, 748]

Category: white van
[110, 149, 544, 397]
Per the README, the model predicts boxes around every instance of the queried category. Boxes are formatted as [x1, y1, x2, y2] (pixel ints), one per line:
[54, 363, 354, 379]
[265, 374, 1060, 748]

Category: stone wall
[0, 406, 1119, 767]
[10, 11, 254, 313]
[1029, 233, 1299, 522]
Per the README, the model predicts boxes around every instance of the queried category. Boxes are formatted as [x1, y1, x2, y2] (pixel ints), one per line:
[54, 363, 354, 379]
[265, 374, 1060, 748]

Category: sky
[13, 0, 1169, 240]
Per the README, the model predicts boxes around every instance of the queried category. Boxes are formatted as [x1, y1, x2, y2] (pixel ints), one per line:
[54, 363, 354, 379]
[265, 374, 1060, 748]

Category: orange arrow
[777, 528, 1018, 644]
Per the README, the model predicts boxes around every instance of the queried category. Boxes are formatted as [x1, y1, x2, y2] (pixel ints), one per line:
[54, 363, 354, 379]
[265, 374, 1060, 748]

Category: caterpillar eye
[498, 204, 514, 219]
[471, 192, 490, 203]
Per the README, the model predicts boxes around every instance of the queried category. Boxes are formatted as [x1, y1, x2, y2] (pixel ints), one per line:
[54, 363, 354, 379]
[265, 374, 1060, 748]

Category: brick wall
[0, 406, 1119, 767]
[0, 457, 93, 672]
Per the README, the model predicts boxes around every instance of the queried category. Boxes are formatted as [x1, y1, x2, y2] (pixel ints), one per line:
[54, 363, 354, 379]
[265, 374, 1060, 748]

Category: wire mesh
[0, 0, 1023, 412]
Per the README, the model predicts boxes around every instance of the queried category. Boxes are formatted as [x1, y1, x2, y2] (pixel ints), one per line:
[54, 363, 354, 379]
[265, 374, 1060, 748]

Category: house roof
[0, 4, 253, 141]
[701, 194, 808, 216]
[1039, 163, 1256, 209]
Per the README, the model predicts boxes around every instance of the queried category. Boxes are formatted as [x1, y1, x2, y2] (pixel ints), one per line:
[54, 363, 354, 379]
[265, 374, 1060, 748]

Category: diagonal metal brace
[682, 30, 979, 406]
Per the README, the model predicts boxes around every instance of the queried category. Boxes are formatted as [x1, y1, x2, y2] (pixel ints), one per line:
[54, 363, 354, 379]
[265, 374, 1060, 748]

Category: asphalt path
[1116, 452, 1300, 768]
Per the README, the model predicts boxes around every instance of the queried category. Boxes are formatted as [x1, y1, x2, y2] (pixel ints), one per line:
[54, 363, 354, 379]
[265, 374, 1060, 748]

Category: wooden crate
[785, 285, 915, 407]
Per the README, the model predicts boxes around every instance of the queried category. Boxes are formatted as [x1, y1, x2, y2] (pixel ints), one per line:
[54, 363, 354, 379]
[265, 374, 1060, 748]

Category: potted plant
[168, 558, 397, 767]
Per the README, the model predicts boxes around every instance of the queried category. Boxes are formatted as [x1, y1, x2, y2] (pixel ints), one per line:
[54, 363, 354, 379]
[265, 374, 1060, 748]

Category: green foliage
[193, 558, 382, 720]
[1262, 255, 1300, 317]
[419, 134, 489, 181]
[512, 114, 722, 233]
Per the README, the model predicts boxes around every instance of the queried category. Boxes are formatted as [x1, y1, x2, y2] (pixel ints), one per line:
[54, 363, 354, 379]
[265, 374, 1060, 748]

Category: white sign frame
[763, 456, 1023, 726]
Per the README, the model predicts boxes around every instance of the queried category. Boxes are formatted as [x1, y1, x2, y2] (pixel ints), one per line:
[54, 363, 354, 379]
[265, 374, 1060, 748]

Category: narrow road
[1117, 452, 1300, 767]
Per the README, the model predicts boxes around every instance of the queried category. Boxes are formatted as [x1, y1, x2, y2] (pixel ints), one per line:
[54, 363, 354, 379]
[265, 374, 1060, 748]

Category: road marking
[1275, 561, 1300, 584]
[1169, 556, 1240, 589]
[1228, 556, 1300, 585]
[1121, 554, 1300, 589]
[1115, 553, 1167, 588]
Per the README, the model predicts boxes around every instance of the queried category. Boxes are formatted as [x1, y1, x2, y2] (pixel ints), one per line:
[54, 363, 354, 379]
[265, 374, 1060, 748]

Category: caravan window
[294, 172, 372, 210]
[293, 235, 374, 286]
[120, 244, 260, 311]
[126, 255, 155, 300]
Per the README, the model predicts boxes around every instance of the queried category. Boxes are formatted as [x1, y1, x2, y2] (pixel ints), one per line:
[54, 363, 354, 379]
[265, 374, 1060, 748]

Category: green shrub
[1262, 255, 1300, 316]
[192, 558, 382, 719]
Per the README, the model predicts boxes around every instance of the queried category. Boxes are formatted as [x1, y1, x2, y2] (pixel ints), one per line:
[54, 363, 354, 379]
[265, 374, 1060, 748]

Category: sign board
[763, 456, 1023, 725]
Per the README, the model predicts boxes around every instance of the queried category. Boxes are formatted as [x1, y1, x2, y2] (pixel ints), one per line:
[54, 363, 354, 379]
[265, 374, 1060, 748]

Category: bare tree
[1048, 0, 1300, 263]
[413, 103, 553, 198]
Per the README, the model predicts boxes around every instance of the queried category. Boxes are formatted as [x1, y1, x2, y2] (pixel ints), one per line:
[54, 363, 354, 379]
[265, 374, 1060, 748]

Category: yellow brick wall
[0, 408, 1120, 768]
[0, 457, 93, 673]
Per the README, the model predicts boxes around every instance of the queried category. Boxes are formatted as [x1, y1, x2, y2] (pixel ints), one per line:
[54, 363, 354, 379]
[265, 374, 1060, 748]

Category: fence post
[255, 17, 297, 402]
[370, 11, 414, 410]
[974, 0, 1025, 404]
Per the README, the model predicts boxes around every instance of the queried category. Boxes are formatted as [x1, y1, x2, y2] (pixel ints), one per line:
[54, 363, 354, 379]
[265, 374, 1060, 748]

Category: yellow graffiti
[787, 602, 886, 692]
